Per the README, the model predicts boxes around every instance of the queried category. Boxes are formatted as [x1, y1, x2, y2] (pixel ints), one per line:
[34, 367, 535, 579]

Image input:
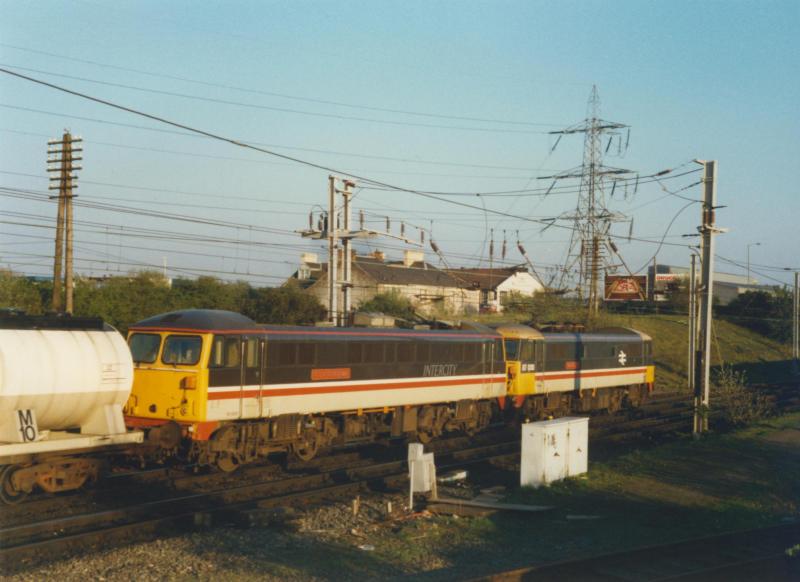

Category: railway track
[472, 522, 800, 581]
[3, 383, 796, 574]
[0, 433, 517, 573]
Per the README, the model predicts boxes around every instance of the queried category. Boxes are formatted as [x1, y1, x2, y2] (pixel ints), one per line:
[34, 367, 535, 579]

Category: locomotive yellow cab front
[491, 324, 544, 396]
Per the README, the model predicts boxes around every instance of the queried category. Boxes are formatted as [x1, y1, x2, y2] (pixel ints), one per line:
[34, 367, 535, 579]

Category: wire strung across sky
[0, 66, 718, 281]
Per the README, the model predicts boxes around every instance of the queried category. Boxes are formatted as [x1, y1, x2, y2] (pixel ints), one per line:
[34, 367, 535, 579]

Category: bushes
[358, 291, 417, 320]
[0, 270, 326, 331]
[711, 366, 774, 428]
[717, 289, 792, 343]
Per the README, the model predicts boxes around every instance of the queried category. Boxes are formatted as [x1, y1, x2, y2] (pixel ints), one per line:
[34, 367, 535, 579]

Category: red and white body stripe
[536, 366, 648, 393]
[205, 373, 507, 421]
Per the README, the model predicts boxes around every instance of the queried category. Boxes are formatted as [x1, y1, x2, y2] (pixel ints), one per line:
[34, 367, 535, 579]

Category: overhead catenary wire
[0, 63, 553, 135]
[0, 43, 565, 127]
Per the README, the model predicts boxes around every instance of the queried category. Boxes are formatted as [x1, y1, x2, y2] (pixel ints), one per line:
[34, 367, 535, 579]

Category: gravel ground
[5, 487, 473, 582]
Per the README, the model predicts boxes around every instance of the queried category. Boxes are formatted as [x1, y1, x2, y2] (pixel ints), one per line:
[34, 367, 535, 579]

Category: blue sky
[1, 0, 798, 288]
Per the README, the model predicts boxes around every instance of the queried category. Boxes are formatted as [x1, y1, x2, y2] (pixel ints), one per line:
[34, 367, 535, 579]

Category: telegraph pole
[688, 253, 698, 394]
[793, 271, 799, 374]
[341, 179, 355, 325]
[300, 176, 424, 325]
[693, 160, 723, 435]
[47, 131, 82, 313]
[327, 175, 338, 325]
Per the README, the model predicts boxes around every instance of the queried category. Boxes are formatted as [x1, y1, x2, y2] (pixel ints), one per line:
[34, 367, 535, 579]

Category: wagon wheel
[0, 465, 28, 505]
[291, 430, 320, 462]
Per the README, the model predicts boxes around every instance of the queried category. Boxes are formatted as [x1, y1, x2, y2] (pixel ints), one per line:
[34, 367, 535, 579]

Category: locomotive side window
[520, 340, 535, 362]
[244, 337, 259, 368]
[317, 341, 346, 366]
[162, 335, 202, 365]
[397, 342, 414, 362]
[278, 342, 297, 366]
[209, 335, 242, 368]
[417, 343, 431, 362]
[298, 343, 315, 365]
[348, 342, 363, 364]
[129, 333, 161, 363]
[365, 342, 383, 364]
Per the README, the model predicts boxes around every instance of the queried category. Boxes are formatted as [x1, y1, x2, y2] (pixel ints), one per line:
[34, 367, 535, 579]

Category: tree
[717, 289, 791, 343]
[243, 284, 326, 324]
[171, 276, 249, 312]
[74, 271, 173, 332]
[358, 291, 417, 320]
[0, 270, 45, 314]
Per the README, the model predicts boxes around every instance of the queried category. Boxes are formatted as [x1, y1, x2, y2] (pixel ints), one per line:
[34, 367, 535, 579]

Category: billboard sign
[604, 275, 648, 302]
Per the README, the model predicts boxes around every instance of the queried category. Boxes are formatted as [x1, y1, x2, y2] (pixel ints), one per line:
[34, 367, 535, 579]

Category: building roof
[355, 260, 465, 288]
[445, 265, 530, 290]
[292, 255, 469, 289]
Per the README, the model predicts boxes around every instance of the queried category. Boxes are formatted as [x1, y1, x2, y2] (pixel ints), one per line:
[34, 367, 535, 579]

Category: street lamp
[746, 242, 761, 284]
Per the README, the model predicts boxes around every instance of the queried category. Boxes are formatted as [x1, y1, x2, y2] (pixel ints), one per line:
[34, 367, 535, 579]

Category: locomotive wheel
[215, 452, 241, 473]
[291, 430, 320, 462]
[0, 465, 28, 505]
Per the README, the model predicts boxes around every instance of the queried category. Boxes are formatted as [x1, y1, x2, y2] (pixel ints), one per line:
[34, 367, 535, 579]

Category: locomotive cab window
[162, 335, 202, 365]
[504, 339, 521, 360]
[129, 333, 161, 364]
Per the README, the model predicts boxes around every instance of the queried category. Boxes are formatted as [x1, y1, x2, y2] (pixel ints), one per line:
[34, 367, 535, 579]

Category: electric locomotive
[493, 323, 654, 418]
[123, 309, 654, 472]
[124, 309, 506, 471]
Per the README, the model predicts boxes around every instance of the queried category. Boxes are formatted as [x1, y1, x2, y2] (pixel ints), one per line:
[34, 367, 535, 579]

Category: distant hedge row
[0, 270, 326, 332]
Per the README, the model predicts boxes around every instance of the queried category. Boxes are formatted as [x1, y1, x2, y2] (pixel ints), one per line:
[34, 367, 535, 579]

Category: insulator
[606, 136, 613, 153]
[610, 180, 617, 198]
[386, 217, 390, 231]
[309, 212, 313, 230]
[401, 222, 405, 237]
[609, 240, 618, 253]
[517, 242, 527, 256]
[359, 210, 364, 229]
[546, 181, 555, 196]
[420, 229, 425, 244]
[502, 239, 507, 260]
[430, 240, 440, 253]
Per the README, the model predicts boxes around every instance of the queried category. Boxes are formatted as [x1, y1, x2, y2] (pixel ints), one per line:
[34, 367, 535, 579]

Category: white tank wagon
[0, 312, 142, 503]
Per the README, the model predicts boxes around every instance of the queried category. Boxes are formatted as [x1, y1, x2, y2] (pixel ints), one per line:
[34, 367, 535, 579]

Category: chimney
[300, 252, 319, 264]
[372, 250, 386, 261]
[403, 250, 425, 267]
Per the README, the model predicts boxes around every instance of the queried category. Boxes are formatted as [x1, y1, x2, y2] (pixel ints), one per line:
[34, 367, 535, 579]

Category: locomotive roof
[130, 309, 260, 331]
[490, 323, 544, 340]
[259, 323, 499, 340]
[542, 327, 650, 342]
[129, 310, 498, 338]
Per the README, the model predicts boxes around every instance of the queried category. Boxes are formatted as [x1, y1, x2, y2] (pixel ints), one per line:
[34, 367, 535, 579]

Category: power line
[0, 43, 565, 127]
[0, 63, 552, 135]
[0, 67, 698, 252]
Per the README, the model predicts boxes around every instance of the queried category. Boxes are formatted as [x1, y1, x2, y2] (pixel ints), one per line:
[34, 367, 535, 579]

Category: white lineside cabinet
[520, 417, 589, 487]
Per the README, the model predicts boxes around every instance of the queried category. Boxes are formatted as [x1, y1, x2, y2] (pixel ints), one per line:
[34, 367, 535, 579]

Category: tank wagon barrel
[0, 312, 142, 503]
